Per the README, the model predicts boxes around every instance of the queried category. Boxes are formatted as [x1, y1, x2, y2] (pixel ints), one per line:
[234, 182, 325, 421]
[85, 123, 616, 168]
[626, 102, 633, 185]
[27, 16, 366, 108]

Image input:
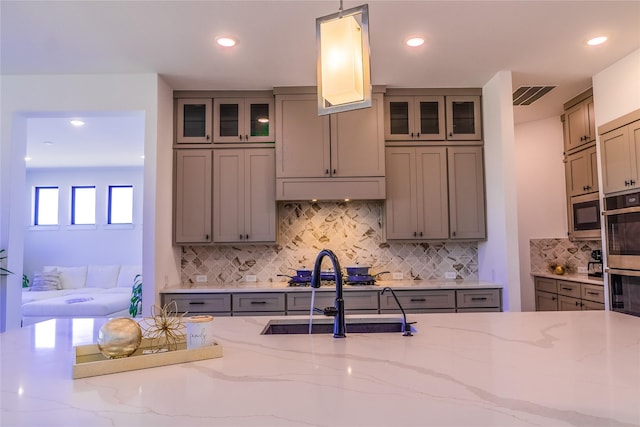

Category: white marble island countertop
[2, 311, 639, 426]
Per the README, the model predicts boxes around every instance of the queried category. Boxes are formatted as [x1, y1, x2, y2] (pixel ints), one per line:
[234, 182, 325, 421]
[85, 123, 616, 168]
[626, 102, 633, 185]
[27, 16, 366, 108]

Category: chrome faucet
[381, 287, 415, 336]
[311, 249, 346, 338]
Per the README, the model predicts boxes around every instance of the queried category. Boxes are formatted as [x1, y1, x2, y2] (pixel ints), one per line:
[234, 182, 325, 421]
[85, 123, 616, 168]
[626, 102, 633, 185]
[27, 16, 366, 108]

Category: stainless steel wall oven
[605, 191, 640, 316]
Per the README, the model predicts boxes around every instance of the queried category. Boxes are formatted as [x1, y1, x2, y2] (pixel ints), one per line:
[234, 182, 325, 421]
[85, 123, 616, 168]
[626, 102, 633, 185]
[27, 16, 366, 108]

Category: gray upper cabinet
[565, 144, 599, 196]
[384, 95, 445, 141]
[384, 92, 482, 143]
[213, 97, 274, 143]
[600, 117, 640, 194]
[563, 94, 595, 153]
[176, 98, 212, 144]
[448, 146, 486, 239]
[274, 90, 385, 200]
[385, 146, 486, 240]
[212, 148, 276, 243]
[174, 149, 212, 244]
[445, 96, 482, 141]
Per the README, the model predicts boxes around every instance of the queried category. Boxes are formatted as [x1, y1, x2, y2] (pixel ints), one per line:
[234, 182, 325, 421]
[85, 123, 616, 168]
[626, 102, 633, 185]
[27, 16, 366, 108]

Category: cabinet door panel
[384, 97, 413, 140]
[588, 146, 599, 192]
[535, 291, 558, 311]
[558, 295, 582, 311]
[213, 149, 244, 242]
[245, 97, 275, 142]
[446, 96, 482, 140]
[214, 98, 245, 143]
[331, 93, 384, 177]
[245, 149, 276, 242]
[177, 99, 212, 144]
[175, 150, 212, 243]
[415, 96, 446, 140]
[566, 149, 590, 196]
[448, 147, 486, 239]
[385, 148, 418, 239]
[565, 102, 588, 151]
[275, 95, 330, 178]
[417, 147, 448, 239]
[601, 127, 631, 194]
[631, 121, 640, 189]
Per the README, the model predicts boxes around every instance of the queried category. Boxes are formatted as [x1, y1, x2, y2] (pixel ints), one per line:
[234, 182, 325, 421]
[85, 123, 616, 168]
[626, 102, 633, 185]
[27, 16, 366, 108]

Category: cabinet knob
[205, 234, 209, 240]
[625, 180, 630, 186]
[325, 169, 329, 175]
[239, 234, 243, 239]
[413, 232, 417, 237]
[452, 231, 456, 237]
[245, 134, 249, 140]
[410, 132, 414, 138]
[239, 135, 243, 141]
[419, 231, 423, 237]
[631, 180, 636, 186]
[449, 132, 453, 137]
[333, 169, 336, 175]
[245, 234, 249, 240]
[206, 135, 210, 140]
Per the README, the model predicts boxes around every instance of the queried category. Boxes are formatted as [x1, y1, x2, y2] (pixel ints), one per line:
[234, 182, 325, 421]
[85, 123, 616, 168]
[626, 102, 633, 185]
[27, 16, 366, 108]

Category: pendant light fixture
[316, 1, 371, 115]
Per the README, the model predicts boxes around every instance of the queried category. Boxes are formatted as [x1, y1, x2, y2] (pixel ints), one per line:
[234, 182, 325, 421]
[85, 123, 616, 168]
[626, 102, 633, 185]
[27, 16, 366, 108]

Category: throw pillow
[86, 265, 121, 288]
[58, 266, 88, 289]
[30, 272, 61, 291]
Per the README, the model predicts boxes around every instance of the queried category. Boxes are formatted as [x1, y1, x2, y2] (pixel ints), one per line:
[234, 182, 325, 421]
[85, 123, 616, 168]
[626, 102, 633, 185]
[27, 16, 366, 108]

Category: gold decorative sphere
[97, 318, 142, 359]
[554, 265, 565, 275]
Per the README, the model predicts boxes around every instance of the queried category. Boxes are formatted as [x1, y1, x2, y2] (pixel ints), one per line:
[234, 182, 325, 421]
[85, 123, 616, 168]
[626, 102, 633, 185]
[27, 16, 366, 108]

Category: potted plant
[129, 274, 142, 317]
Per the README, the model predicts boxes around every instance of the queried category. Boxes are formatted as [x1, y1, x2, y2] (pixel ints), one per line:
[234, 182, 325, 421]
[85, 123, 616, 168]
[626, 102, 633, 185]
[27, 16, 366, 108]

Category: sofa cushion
[86, 265, 121, 288]
[30, 272, 62, 291]
[22, 289, 130, 317]
[43, 266, 88, 289]
[117, 265, 142, 288]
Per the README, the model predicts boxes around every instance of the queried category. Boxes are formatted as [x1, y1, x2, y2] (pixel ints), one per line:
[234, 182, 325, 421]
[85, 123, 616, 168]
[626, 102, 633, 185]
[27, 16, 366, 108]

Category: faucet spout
[381, 287, 415, 336]
[311, 249, 345, 338]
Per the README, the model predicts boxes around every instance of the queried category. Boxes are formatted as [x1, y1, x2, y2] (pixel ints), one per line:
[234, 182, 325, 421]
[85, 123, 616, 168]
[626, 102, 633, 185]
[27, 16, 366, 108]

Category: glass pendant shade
[316, 4, 371, 115]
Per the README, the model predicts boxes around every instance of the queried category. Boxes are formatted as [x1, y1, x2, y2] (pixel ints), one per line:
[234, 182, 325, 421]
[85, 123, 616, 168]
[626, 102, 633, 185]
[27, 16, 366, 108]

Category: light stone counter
[2, 311, 639, 426]
[161, 279, 502, 293]
[531, 272, 605, 286]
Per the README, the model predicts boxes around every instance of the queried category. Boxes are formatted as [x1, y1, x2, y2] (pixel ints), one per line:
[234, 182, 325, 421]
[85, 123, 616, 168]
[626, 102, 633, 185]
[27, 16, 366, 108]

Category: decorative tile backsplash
[529, 238, 602, 273]
[180, 201, 478, 286]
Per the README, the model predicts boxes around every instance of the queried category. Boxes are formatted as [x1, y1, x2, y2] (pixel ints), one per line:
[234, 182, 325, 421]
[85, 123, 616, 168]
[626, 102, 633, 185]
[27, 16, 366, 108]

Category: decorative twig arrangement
[142, 301, 187, 351]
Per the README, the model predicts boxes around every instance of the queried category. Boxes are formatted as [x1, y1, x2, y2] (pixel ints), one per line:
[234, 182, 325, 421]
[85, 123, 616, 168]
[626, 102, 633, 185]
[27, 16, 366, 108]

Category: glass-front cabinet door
[385, 96, 445, 141]
[176, 98, 212, 144]
[446, 95, 482, 141]
[214, 97, 274, 143]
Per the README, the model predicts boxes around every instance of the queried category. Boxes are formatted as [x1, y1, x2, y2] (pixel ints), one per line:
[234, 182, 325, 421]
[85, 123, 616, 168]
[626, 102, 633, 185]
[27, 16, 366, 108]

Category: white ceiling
[2, 0, 640, 168]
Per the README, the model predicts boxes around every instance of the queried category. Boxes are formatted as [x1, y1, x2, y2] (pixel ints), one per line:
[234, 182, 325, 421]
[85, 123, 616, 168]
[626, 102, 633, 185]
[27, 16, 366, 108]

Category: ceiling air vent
[513, 85, 556, 106]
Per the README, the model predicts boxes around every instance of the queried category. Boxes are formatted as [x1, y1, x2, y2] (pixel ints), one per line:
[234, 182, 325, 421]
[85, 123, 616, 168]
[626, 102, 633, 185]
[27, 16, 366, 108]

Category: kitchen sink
[261, 317, 417, 335]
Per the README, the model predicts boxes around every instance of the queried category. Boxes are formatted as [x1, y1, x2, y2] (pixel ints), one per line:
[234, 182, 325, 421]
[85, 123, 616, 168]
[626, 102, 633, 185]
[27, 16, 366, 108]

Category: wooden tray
[73, 338, 223, 379]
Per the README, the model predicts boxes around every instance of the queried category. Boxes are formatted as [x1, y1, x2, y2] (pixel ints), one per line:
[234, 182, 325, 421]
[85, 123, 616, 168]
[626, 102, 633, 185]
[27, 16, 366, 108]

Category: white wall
[0, 73, 174, 330]
[23, 167, 143, 278]
[592, 48, 640, 127]
[479, 71, 522, 312]
[514, 117, 567, 311]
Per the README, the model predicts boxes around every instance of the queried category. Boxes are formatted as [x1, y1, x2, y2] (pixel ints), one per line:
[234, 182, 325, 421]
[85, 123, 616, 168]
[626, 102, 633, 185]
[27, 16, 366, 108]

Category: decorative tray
[73, 338, 223, 379]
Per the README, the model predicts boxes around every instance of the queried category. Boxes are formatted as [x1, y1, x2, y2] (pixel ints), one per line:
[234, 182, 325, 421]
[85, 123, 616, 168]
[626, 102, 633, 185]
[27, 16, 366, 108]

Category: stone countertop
[2, 311, 640, 426]
[160, 279, 503, 293]
[531, 271, 605, 286]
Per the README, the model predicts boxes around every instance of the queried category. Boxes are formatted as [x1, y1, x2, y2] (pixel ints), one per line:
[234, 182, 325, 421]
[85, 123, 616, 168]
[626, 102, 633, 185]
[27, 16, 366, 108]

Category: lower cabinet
[162, 293, 232, 316]
[534, 276, 604, 311]
[232, 292, 286, 316]
[161, 287, 503, 316]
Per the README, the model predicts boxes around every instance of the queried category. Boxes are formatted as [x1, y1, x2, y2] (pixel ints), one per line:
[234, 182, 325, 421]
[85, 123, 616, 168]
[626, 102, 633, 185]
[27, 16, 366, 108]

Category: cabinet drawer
[343, 290, 379, 310]
[581, 300, 605, 311]
[558, 295, 582, 311]
[232, 293, 286, 312]
[456, 289, 501, 309]
[162, 293, 231, 314]
[557, 281, 580, 298]
[287, 292, 335, 312]
[379, 290, 455, 310]
[581, 284, 605, 304]
[534, 277, 557, 293]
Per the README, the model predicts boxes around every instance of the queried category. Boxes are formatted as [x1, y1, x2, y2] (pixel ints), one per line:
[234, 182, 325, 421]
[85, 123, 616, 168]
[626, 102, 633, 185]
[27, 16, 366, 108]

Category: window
[34, 186, 59, 225]
[71, 186, 96, 225]
[108, 185, 133, 224]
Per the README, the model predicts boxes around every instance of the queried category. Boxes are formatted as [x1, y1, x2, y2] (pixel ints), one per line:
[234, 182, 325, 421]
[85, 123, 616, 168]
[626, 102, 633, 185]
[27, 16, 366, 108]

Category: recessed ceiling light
[43, 141, 54, 145]
[70, 119, 85, 127]
[587, 36, 608, 46]
[405, 37, 425, 47]
[216, 36, 237, 48]
[257, 118, 269, 123]
[24, 156, 32, 162]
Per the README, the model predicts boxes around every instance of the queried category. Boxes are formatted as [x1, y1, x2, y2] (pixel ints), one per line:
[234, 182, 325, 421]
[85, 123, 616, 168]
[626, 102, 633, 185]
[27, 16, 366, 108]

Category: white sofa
[21, 265, 141, 326]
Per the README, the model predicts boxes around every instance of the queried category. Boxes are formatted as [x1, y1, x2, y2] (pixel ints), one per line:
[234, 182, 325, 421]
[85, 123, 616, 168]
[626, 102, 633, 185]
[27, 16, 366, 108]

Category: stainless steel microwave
[569, 193, 601, 240]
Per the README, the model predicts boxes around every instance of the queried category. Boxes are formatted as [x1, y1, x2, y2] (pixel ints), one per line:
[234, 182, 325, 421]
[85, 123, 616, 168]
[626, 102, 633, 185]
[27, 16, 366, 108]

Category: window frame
[71, 185, 96, 225]
[34, 186, 59, 226]
[108, 185, 134, 225]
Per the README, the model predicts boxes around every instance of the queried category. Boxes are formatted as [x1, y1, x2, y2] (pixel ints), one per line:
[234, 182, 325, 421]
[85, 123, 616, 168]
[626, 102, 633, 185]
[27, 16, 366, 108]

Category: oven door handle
[606, 268, 640, 277]
[603, 206, 640, 216]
